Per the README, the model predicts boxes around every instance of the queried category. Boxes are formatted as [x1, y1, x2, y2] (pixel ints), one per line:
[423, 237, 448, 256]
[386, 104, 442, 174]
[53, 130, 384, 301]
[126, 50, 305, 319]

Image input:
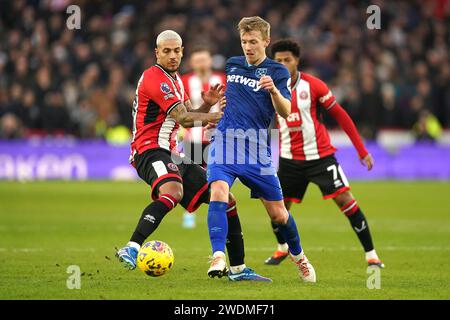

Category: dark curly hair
[270, 39, 301, 58]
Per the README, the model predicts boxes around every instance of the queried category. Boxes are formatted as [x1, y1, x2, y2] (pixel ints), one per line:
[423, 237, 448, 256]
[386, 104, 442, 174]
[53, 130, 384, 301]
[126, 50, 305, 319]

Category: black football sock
[341, 200, 374, 252]
[130, 194, 177, 245]
[271, 221, 287, 245]
[225, 200, 245, 267]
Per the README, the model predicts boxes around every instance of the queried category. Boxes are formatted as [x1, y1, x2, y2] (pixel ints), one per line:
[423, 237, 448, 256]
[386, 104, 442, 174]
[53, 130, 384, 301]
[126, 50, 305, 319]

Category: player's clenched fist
[259, 75, 276, 94]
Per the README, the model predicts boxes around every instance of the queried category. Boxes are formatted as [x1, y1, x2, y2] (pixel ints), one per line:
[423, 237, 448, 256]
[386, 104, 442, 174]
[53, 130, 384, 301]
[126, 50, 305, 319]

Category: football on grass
[137, 240, 174, 277]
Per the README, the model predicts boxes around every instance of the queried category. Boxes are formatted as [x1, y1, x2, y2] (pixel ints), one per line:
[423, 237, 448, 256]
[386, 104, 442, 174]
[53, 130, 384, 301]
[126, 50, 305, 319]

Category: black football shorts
[133, 148, 209, 212]
[277, 155, 350, 203]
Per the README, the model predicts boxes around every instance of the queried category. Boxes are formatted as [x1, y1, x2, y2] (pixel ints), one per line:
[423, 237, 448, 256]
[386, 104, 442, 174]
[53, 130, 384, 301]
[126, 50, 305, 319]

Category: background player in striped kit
[179, 47, 226, 229]
[265, 39, 384, 268]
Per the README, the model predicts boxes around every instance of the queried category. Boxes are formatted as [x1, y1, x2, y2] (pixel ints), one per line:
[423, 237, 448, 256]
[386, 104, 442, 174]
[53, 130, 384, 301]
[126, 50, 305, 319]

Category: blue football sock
[208, 201, 229, 254]
[277, 212, 302, 255]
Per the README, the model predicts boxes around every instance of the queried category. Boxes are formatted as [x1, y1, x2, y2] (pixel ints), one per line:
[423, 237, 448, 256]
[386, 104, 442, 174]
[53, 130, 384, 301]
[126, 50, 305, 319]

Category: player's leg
[334, 191, 384, 268]
[117, 181, 182, 270]
[260, 198, 316, 282]
[207, 180, 231, 278]
[204, 140, 232, 277]
[311, 155, 384, 268]
[177, 139, 193, 228]
[241, 165, 316, 282]
[193, 186, 270, 281]
[199, 190, 272, 282]
[177, 161, 269, 280]
[223, 192, 243, 270]
[129, 181, 182, 244]
[266, 157, 308, 265]
[178, 162, 241, 270]
[224, 192, 271, 282]
[265, 199, 292, 265]
[181, 140, 207, 229]
[116, 149, 183, 270]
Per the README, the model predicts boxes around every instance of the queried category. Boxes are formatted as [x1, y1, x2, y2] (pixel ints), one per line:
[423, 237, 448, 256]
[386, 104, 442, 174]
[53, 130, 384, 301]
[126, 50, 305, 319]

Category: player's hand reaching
[219, 96, 226, 111]
[201, 84, 225, 106]
[259, 75, 277, 94]
[360, 153, 374, 171]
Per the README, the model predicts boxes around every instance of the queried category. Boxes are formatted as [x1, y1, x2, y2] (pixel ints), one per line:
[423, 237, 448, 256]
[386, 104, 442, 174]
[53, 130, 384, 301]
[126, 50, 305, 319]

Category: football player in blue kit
[206, 16, 316, 282]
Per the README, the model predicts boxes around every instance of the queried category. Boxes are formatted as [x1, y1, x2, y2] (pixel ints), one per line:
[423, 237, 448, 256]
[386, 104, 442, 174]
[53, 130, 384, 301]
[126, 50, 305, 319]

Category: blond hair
[156, 30, 182, 47]
[238, 16, 270, 40]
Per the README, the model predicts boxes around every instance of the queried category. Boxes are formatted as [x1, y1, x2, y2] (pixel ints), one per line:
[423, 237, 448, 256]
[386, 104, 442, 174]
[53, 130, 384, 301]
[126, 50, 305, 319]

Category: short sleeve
[145, 72, 183, 115]
[225, 58, 233, 75]
[313, 77, 336, 110]
[274, 66, 291, 101]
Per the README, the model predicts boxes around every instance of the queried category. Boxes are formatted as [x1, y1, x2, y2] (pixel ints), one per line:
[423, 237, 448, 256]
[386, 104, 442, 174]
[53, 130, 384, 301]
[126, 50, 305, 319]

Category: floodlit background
[0, 0, 449, 300]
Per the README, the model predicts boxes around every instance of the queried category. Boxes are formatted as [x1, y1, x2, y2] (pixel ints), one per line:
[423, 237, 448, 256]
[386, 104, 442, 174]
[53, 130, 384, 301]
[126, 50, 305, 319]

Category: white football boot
[291, 252, 316, 283]
[207, 251, 228, 278]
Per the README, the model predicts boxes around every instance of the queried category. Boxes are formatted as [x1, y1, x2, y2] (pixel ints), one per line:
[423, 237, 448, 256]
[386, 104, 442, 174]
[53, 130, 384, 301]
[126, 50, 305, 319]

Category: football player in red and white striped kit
[265, 39, 384, 268]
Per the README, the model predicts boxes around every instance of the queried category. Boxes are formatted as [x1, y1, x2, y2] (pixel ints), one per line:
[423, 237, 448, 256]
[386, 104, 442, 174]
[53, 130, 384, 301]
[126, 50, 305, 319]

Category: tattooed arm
[169, 103, 222, 128]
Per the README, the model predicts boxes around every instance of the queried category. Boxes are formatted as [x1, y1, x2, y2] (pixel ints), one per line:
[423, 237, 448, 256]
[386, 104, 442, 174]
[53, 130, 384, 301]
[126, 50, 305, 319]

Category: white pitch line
[0, 248, 97, 252]
[0, 246, 448, 253]
[66, 248, 96, 252]
[12, 248, 44, 253]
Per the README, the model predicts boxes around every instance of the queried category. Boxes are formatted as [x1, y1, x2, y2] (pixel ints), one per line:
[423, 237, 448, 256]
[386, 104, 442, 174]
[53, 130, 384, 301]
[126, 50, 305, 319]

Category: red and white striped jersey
[130, 64, 189, 162]
[181, 71, 226, 143]
[277, 72, 337, 161]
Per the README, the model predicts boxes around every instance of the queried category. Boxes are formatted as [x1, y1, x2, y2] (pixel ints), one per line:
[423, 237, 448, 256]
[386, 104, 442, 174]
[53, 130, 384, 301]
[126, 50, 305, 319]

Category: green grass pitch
[0, 180, 449, 300]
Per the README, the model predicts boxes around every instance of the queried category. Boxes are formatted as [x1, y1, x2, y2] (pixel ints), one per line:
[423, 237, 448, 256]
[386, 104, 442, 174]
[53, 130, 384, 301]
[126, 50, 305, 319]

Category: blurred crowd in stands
[0, 0, 449, 141]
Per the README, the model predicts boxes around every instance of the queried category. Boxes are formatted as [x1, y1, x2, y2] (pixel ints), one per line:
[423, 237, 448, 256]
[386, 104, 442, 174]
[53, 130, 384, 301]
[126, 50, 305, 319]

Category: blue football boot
[116, 245, 139, 270]
[228, 267, 272, 282]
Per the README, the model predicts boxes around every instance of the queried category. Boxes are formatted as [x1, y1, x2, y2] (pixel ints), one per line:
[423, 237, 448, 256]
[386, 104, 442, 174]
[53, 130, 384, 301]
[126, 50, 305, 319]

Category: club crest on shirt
[167, 163, 179, 172]
[255, 68, 267, 78]
[300, 90, 309, 100]
[160, 82, 171, 94]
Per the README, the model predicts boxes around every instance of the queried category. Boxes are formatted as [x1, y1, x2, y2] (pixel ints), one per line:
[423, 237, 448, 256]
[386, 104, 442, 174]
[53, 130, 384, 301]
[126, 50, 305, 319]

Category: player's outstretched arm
[327, 103, 373, 170]
[259, 76, 291, 118]
[169, 103, 223, 128]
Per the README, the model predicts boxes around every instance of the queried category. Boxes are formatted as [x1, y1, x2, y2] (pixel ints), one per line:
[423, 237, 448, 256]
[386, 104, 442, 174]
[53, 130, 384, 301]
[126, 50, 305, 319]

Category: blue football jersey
[217, 56, 291, 133]
[211, 56, 291, 165]
[207, 56, 290, 200]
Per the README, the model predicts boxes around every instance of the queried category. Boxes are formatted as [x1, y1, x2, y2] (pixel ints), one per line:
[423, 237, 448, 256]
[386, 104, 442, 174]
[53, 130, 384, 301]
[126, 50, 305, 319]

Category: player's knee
[271, 208, 289, 225]
[170, 187, 184, 203]
[171, 190, 183, 203]
[335, 191, 354, 208]
[210, 182, 229, 202]
[272, 215, 288, 225]
[159, 183, 184, 203]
